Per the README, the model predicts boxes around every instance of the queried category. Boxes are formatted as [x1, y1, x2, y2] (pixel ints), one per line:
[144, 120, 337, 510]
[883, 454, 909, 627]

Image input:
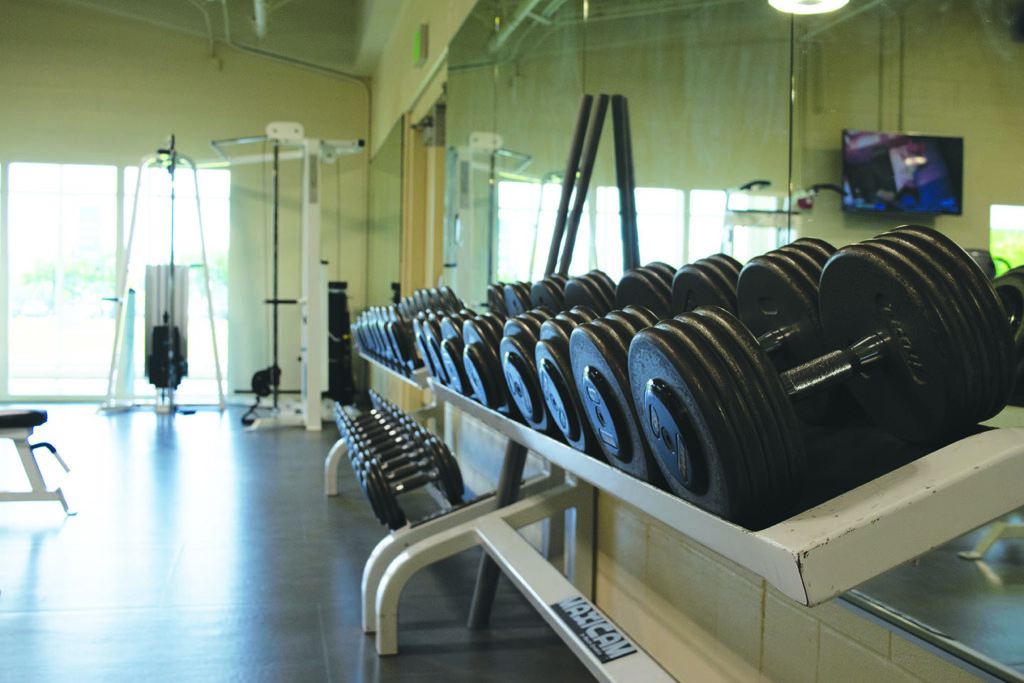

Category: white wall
[0, 0, 368, 395]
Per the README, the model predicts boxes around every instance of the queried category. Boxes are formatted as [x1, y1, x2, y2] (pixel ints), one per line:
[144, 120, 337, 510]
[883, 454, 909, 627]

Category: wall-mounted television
[841, 129, 963, 215]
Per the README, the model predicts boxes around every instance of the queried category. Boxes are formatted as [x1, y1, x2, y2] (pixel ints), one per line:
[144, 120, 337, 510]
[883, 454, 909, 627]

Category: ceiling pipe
[489, 0, 545, 53]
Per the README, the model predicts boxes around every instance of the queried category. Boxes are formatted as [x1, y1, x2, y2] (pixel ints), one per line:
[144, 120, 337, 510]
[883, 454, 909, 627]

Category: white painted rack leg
[361, 471, 564, 633]
[324, 439, 347, 496]
[373, 482, 669, 681]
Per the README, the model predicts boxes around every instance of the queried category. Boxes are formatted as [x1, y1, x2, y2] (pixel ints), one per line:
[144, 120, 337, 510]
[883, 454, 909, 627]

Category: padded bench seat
[0, 409, 48, 430]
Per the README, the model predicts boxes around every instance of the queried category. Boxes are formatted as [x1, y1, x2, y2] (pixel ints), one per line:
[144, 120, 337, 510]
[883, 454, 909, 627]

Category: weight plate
[464, 343, 504, 408]
[488, 283, 508, 318]
[615, 267, 673, 320]
[869, 236, 980, 424]
[645, 261, 677, 282]
[672, 258, 739, 314]
[611, 304, 661, 333]
[421, 316, 450, 385]
[781, 237, 835, 269]
[439, 337, 470, 395]
[697, 306, 805, 507]
[705, 252, 743, 277]
[531, 276, 566, 311]
[570, 315, 664, 484]
[685, 308, 799, 514]
[501, 334, 551, 432]
[589, 270, 618, 312]
[879, 226, 1015, 421]
[504, 282, 532, 317]
[627, 315, 755, 523]
[432, 442, 465, 504]
[660, 316, 772, 517]
[537, 338, 597, 455]
[738, 249, 823, 368]
[820, 243, 960, 444]
[565, 276, 610, 314]
[363, 463, 407, 530]
[737, 246, 840, 423]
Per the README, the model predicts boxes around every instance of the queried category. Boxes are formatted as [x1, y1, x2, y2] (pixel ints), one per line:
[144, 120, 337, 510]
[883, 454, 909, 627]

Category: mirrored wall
[446, 0, 1024, 306]
[444, 0, 1024, 678]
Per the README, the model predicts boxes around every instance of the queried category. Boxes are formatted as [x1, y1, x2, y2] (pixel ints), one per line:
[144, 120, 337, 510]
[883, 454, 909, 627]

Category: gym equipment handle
[780, 334, 887, 398]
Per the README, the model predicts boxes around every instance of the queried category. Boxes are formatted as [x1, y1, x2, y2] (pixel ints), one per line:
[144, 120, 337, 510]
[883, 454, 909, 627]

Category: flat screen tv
[841, 129, 963, 215]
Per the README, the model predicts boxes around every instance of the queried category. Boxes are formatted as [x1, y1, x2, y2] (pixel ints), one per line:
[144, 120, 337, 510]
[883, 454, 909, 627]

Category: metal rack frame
[331, 357, 1024, 680]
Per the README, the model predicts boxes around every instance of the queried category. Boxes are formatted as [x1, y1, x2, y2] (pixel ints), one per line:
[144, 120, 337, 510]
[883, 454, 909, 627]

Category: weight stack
[328, 281, 355, 405]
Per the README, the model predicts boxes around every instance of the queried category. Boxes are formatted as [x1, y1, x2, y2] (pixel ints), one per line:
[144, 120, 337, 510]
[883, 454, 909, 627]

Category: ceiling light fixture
[769, 0, 850, 15]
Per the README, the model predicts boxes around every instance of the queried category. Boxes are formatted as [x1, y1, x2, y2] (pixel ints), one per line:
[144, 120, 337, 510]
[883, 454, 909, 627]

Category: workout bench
[0, 410, 71, 513]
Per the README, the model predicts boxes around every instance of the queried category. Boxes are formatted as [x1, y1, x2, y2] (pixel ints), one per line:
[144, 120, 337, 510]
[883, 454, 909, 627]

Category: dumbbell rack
[345, 356, 1024, 681]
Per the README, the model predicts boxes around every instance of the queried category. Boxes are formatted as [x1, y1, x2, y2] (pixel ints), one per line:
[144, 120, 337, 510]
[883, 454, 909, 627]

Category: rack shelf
[364, 358, 430, 390]
[429, 380, 1024, 606]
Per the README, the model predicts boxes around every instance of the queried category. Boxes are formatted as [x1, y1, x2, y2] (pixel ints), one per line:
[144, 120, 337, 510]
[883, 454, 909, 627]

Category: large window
[6, 163, 118, 397]
[990, 204, 1024, 275]
[495, 180, 686, 284]
[3, 162, 229, 401]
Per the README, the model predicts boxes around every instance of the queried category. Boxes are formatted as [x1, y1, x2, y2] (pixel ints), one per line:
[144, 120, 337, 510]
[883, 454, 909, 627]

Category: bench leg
[0, 433, 72, 514]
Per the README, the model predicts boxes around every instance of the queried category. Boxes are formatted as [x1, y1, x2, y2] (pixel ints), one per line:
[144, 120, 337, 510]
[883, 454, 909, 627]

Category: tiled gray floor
[0, 404, 593, 682]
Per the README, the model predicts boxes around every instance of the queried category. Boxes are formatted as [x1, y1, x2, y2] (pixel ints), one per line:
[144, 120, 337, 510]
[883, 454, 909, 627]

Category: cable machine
[102, 135, 226, 413]
[211, 122, 364, 431]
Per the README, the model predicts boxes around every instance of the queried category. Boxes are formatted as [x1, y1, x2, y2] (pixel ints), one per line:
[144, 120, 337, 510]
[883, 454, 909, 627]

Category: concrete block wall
[595, 495, 987, 682]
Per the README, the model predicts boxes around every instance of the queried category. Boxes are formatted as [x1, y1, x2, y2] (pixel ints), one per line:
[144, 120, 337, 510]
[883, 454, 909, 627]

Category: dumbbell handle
[357, 442, 433, 473]
[780, 333, 887, 398]
[756, 324, 800, 356]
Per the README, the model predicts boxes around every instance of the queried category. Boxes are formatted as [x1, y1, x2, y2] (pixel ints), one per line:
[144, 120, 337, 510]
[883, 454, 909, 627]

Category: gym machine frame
[345, 352, 1024, 680]
[211, 123, 364, 431]
[102, 138, 226, 413]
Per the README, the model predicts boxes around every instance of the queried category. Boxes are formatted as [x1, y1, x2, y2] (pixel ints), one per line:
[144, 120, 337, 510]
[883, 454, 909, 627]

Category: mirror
[445, 0, 1024, 677]
[368, 117, 404, 309]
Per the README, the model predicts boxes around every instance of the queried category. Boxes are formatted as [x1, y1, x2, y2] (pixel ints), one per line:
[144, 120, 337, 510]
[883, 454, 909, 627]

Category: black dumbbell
[564, 269, 617, 315]
[531, 274, 569, 311]
[671, 253, 742, 315]
[487, 283, 509, 318]
[462, 312, 523, 420]
[504, 281, 534, 318]
[337, 412, 424, 454]
[627, 225, 1016, 526]
[438, 309, 477, 394]
[501, 308, 559, 435]
[615, 261, 676, 320]
[736, 238, 843, 423]
[413, 311, 450, 385]
[535, 306, 601, 454]
[358, 438, 465, 530]
[569, 305, 664, 480]
[348, 432, 438, 473]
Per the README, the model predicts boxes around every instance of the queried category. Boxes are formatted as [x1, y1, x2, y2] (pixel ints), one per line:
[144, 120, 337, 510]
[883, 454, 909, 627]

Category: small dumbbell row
[335, 395, 465, 531]
[350, 434, 465, 531]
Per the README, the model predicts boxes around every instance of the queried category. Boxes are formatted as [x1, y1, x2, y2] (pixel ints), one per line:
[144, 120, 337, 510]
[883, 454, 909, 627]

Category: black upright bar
[612, 95, 640, 272]
[466, 440, 529, 629]
[544, 95, 594, 278]
[271, 142, 281, 409]
[557, 94, 610, 277]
